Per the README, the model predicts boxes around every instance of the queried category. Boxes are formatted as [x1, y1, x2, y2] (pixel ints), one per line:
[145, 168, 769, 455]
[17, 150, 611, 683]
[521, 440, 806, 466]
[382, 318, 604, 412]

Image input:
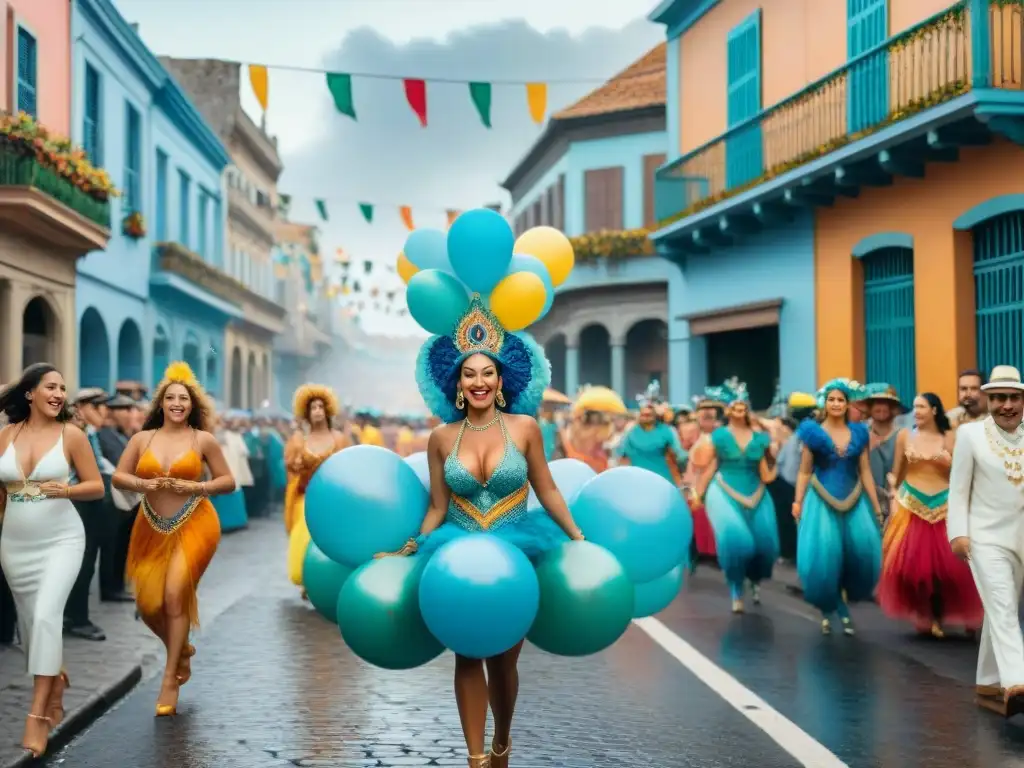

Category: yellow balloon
[489, 272, 546, 332]
[514, 226, 574, 287]
[396, 252, 419, 284]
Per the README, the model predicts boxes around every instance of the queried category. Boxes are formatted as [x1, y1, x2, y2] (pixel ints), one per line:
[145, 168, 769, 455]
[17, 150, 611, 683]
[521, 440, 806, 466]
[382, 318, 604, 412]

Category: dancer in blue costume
[793, 378, 883, 636]
[382, 294, 585, 768]
[695, 378, 780, 613]
[616, 380, 687, 484]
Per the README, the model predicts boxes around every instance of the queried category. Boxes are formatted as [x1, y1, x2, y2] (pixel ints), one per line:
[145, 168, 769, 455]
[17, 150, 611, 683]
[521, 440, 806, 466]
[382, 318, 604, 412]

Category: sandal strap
[491, 740, 511, 756]
[27, 714, 51, 722]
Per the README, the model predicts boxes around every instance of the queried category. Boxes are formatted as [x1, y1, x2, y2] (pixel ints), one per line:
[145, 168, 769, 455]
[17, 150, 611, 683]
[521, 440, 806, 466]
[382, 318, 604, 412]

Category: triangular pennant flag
[249, 65, 269, 112]
[399, 205, 415, 230]
[315, 199, 329, 221]
[446, 209, 460, 227]
[358, 203, 373, 223]
[403, 79, 427, 127]
[353, 280, 362, 293]
[525, 82, 547, 125]
[278, 193, 292, 217]
[326, 73, 357, 119]
[469, 82, 492, 128]
[364, 260, 373, 274]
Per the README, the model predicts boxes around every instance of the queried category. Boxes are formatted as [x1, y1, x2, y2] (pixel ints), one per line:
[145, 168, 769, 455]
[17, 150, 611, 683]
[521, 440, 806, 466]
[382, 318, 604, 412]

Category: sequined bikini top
[443, 414, 529, 532]
[135, 429, 203, 481]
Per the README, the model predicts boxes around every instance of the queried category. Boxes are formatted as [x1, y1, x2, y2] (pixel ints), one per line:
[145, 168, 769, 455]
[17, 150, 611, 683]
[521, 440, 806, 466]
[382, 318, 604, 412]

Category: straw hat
[981, 365, 1024, 392]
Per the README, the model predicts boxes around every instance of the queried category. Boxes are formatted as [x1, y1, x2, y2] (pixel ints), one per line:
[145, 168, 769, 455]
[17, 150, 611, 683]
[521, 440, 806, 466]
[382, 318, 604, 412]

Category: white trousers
[971, 542, 1024, 688]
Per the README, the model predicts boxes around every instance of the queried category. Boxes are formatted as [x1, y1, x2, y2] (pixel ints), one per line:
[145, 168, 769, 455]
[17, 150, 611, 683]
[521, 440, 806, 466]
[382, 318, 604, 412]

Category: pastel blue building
[71, 0, 232, 396]
[501, 45, 677, 401]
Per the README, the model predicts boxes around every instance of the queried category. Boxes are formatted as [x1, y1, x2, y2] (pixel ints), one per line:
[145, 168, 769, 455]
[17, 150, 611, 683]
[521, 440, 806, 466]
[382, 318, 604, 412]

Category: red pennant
[403, 79, 427, 127]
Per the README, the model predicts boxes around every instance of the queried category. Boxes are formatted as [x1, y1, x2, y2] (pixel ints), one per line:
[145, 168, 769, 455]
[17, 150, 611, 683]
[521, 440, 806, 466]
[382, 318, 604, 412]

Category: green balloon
[528, 541, 634, 657]
[336, 556, 445, 670]
[303, 543, 354, 623]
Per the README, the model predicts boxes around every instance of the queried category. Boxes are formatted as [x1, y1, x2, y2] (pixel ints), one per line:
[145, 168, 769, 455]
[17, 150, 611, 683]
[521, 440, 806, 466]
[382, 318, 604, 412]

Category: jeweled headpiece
[453, 296, 505, 358]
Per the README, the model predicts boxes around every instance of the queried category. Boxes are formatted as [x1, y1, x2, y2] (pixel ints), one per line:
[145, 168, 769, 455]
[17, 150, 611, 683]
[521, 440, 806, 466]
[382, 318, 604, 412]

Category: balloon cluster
[395, 209, 574, 334]
[300, 445, 693, 670]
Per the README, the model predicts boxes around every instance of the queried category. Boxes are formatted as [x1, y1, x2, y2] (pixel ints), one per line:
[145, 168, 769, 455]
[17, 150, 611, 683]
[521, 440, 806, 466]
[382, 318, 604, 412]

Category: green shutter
[974, 212, 1024, 375]
[863, 247, 916, 405]
[726, 10, 763, 189]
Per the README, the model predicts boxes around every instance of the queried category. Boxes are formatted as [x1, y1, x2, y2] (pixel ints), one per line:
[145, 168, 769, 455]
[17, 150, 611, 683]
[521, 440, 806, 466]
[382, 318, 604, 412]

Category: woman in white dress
[0, 363, 104, 758]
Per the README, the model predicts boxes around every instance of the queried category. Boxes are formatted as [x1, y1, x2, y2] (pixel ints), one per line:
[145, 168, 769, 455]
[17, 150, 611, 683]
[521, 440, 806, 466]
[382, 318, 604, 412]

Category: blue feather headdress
[635, 379, 664, 408]
[416, 294, 550, 423]
[816, 377, 865, 409]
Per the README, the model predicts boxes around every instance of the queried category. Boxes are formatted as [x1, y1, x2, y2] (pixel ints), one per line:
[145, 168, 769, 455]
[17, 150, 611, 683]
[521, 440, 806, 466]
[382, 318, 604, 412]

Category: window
[726, 10, 762, 189]
[584, 167, 624, 232]
[212, 197, 223, 267]
[178, 170, 191, 245]
[155, 150, 168, 240]
[198, 190, 209, 257]
[15, 27, 37, 117]
[124, 103, 141, 212]
[847, 0, 889, 132]
[83, 64, 103, 164]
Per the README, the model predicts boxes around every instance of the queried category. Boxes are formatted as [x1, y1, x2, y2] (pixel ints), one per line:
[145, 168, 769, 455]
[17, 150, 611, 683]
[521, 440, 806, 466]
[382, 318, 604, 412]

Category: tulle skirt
[287, 495, 311, 586]
[126, 497, 221, 629]
[690, 501, 717, 557]
[704, 481, 779, 588]
[416, 509, 569, 560]
[796, 487, 881, 614]
[878, 489, 982, 628]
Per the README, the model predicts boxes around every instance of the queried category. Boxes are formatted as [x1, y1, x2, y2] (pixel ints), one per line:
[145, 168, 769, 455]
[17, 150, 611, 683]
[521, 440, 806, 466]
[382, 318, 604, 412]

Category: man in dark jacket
[97, 394, 137, 603]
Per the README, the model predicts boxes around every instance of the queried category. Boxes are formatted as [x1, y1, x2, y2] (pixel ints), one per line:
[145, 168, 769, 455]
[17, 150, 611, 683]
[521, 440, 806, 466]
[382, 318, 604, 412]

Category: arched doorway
[79, 308, 110, 389]
[182, 332, 201, 374]
[973, 211, 1024, 375]
[544, 334, 566, 394]
[206, 353, 219, 399]
[116, 319, 143, 383]
[23, 296, 55, 370]
[624, 319, 668, 400]
[578, 324, 611, 389]
[246, 352, 256, 409]
[230, 347, 243, 408]
[152, 325, 170, 387]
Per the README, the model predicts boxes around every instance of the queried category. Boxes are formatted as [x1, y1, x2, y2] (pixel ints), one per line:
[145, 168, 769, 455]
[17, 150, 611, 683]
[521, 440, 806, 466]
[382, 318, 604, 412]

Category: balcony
[652, 1, 1024, 253]
[228, 185, 276, 245]
[0, 142, 111, 255]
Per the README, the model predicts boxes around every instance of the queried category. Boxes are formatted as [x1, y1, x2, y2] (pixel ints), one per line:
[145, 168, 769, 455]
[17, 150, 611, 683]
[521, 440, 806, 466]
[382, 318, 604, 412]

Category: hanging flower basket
[122, 210, 146, 239]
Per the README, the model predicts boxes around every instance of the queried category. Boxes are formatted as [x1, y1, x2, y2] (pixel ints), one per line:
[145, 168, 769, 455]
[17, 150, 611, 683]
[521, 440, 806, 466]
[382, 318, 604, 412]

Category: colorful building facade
[651, 0, 1024, 408]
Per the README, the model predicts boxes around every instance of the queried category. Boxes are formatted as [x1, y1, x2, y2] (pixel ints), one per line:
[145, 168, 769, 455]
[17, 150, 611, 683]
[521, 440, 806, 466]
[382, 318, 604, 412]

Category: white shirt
[947, 418, 1024, 548]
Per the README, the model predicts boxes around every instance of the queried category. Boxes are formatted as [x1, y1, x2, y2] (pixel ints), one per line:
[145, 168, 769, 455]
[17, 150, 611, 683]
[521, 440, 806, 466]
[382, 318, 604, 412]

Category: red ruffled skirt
[690, 501, 717, 557]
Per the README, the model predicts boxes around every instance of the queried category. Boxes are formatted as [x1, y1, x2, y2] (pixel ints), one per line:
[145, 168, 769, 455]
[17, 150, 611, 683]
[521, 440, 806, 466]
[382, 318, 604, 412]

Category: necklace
[466, 414, 500, 432]
[984, 417, 1024, 486]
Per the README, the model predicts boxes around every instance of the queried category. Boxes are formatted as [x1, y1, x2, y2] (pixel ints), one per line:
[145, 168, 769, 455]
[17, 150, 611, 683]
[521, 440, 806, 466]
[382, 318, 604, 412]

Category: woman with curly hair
[284, 384, 350, 592]
[112, 362, 236, 716]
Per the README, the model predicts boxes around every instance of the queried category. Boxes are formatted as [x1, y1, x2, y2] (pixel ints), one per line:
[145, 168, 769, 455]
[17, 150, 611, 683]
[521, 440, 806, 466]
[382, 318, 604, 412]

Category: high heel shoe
[155, 677, 180, 717]
[177, 643, 196, 685]
[490, 738, 511, 768]
[21, 713, 51, 757]
[46, 670, 70, 729]
[467, 753, 491, 767]
[841, 617, 855, 636]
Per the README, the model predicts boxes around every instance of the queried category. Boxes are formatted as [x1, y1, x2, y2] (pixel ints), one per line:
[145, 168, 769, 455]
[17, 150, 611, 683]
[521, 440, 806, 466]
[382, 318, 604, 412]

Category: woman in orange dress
[284, 384, 349, 591]
[112, 362, 236, 716]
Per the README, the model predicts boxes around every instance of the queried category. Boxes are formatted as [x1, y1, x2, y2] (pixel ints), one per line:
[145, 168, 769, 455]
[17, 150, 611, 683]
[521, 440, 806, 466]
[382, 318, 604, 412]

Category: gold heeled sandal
[177, 643, 196, 685]
[155, 677, 180, 717]
[467, 753, 491, 767]
[47, 670, 70, 729]
[490, 738, 511, 768]
[22, 713, 51, 757]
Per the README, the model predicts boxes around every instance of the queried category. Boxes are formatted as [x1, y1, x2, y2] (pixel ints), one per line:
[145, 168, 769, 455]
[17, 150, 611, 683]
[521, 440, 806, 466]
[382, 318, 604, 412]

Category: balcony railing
[0, 143, 111, 228]
[654, 1, 1022, 230]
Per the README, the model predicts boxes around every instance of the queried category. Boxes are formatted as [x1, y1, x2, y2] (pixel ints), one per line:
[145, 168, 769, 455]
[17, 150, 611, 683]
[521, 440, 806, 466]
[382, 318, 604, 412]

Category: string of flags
[278, 193, 467, 230]
[242, 60, 603, 128]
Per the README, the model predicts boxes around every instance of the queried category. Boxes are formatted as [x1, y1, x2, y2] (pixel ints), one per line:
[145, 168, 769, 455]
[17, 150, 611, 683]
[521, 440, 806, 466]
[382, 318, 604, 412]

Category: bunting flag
[399, 206, 415, 230]
[404, 79, 428, 127]
[526, 83, 548, 125]
[315, 199, 329, 221]
[469, 82, 492, 128]
[326, 73, 356, 119]
[249, 65, 269, 112]
[272, 194, 497, 227]
[446, 209, 460, 227]
[363, 260, 373, 274]
[278, 194, 292, 217]
[359, 203, 373, 223]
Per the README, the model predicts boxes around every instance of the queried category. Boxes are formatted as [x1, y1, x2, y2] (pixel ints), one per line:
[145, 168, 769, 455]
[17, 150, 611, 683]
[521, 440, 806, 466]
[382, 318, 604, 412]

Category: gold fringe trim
[809, 476, 863, 514]
[451, 483, 528, 530]
[895, 486, 947, 523]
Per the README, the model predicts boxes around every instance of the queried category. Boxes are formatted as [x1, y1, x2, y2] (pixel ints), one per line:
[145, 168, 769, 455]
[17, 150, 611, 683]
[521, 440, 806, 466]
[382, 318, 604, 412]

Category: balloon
[633, 565, 685, 618]
[405, 269, 470, 335]
[336, 556, 444, 670]
[527, 459, 596, 511]
[528, 541, 633, 656]
[419, 535, 539, 659]
[489, 272, 546, 332]
[571, 467, 692, 583]
[396, 252, 419, 284]
[508, 253, 554, 319]
[403, 451, 430, 490]
[447, 209, 514, 294]
[306, 445, 428, 568]
[403, 228, 451, 273]
[514, 226, 574, 287]
[303, 543, 354, 623]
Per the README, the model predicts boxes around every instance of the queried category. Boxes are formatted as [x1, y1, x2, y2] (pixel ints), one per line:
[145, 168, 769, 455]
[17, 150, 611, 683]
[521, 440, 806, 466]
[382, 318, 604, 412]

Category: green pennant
[315, 199, 328, 221]
[326, 73, 356, 119]
[469, 82, 492, 128]
[358, 203, 373, 223]
[278, 193, 292, 216]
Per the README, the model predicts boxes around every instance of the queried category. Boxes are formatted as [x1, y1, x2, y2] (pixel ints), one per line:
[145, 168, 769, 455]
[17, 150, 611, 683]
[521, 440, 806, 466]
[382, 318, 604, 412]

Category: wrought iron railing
[654, 1, 1022, 229]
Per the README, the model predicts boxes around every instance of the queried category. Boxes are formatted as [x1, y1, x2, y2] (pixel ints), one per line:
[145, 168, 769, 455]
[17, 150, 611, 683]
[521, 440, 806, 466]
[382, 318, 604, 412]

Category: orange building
[649, 0, 1024, 408]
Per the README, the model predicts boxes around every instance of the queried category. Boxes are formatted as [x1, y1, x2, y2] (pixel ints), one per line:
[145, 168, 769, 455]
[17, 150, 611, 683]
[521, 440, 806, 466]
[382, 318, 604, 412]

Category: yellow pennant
[249, 65, 269, 112]
[525, 83, 547, 125]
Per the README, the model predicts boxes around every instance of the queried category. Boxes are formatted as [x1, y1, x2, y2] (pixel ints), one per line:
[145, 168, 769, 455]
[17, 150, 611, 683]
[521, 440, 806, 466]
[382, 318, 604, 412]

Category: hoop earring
[496, 390, 506, 408]
[455, 390, 465, 410]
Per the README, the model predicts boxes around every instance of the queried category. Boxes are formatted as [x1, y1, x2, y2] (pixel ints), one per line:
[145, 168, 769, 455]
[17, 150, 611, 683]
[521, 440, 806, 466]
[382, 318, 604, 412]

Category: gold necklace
[984, 418, 1024, 486]
[466, 414, 500, 432]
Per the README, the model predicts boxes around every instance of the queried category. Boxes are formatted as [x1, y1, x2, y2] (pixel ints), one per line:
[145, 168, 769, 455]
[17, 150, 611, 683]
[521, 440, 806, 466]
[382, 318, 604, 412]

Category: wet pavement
[44, 563, 1024, 768]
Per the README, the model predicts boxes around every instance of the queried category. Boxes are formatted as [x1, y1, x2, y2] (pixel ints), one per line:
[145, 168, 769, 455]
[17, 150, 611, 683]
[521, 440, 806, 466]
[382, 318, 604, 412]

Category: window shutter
[643, 154, 666, 229]
[585, 167, 624, 231]
[532, 199, 543, 227]
[555, 175, 565, 231]
[16, 28, 38, 117]
[584, 170, 603, 232]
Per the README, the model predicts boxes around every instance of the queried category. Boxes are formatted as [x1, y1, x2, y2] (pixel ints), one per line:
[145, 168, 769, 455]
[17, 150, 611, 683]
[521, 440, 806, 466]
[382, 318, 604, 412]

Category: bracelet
[201, 482, 208, 496]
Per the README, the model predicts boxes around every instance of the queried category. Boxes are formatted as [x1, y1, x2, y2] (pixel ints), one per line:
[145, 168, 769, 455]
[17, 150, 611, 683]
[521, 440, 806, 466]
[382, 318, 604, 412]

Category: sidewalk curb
[4, 664, 141, 768]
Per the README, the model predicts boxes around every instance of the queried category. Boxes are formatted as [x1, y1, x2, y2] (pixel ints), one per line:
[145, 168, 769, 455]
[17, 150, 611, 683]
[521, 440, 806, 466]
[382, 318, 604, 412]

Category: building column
[1, 280, 23, 383]
[58, 289, 77, 393]
[610, 336, 626, 399]
[565, 345, 580, 397]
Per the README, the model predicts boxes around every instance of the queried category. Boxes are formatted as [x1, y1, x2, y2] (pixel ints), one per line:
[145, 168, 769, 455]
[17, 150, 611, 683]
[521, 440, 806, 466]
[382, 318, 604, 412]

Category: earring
[455, 390, 465, 409]
[496, 390, 506, 408]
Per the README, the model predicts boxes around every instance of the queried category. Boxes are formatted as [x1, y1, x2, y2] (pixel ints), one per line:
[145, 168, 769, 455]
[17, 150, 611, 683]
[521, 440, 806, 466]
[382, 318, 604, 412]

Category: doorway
[706, 325, 780, 410]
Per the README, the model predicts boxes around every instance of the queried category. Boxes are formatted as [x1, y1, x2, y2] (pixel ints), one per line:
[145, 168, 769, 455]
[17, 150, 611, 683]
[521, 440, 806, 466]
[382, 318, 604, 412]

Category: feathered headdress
[816, 377, 864, 408]
[293, 383, 340, 422]
[693, 385, 727, 411]
[635, 379, 663, 408]
[151, 361, 215, 431]
[720, 377, 750, 406]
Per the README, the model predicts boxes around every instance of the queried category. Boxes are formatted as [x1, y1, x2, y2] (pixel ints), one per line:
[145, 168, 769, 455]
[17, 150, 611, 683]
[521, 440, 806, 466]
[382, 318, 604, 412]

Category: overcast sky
[113, 0, 663, 334]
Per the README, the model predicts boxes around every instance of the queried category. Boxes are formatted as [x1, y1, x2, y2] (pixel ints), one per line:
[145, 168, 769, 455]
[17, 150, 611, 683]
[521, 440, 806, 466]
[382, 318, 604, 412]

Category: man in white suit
[948, 365, 1024, 717]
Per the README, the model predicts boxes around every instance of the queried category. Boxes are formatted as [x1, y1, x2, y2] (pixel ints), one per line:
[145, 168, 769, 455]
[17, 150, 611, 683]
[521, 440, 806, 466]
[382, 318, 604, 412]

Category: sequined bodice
[904, 437, 952, 487]
[796, 420, 869, 499]
[711, 427, 769, 495]
[444, 415, 529, 531]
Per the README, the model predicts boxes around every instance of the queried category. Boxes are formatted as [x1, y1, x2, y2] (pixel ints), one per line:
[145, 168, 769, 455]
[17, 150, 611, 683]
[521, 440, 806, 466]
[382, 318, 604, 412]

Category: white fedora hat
[981, 365, 1024, 392]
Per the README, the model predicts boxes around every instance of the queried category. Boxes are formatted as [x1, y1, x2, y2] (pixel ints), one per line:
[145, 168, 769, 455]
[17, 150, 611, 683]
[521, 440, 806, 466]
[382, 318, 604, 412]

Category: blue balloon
[406, 269, 470, 334]
[508, 253, 554, 319]
[571, 466, 692, 583]
[404, 228, 452, 273]
[419, 534, 539, 659]
[527, 458, 596, 512]
[306, 445, 428, 568]
[447, 209, 514, 294]
[633, 565, 685, 618]
[403, 451, 430, 490]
